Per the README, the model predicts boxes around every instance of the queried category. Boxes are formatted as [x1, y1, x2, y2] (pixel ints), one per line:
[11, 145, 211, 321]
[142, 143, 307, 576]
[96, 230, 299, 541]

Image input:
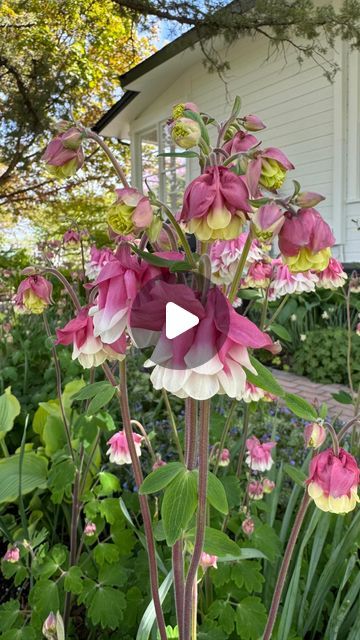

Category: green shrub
[292, 327, 360, 385]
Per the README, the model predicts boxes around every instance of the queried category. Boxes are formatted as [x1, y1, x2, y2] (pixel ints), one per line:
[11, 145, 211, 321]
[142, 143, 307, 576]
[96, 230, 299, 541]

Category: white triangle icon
[165, 302, 199, 340]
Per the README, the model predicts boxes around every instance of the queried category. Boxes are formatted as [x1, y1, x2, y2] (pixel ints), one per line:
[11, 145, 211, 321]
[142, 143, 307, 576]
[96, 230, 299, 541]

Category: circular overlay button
[129, 271, 230, 371]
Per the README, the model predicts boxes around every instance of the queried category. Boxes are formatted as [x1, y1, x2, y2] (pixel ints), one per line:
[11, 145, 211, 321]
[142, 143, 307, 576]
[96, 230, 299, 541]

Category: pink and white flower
[85, 246, 114, 280]
[263, 478, 276, 494]
[268, 259, 319, 300]
[278, 208, 335, 272]
[242, 517, 255, 536]
[199, 552, 218, 570]
[218, 448, 231, 467]
[239, 382, 266, 403]
[210, 233, 266, 285]
[106, 430, 143, 465]
[316, 257, 348, 290]
[248, 480, 264, 500]
[14, 276, 53, 315]
[306, 448, 359, 514]
[3, 547, 20, 563]
[56, 306, 126, 368]
[84, 521, 97, 537]
[243, 260, 272, 289]
[245, 436, 276, 472]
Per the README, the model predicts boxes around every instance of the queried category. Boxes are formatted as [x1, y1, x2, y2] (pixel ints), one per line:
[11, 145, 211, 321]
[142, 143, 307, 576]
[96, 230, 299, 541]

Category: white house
[94, 17, 360, 264]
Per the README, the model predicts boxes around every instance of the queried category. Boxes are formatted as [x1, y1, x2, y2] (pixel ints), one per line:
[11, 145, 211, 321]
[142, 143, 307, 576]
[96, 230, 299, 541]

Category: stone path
[271, 369, 355, 423]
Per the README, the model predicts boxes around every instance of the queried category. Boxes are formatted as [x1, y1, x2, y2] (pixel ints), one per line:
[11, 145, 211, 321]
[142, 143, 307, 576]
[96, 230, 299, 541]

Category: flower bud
[172, 102, 199, 120]
[63, 229, 81, 245]
[61, 128, 83, 150]
[3, 546, 20, 563]
[107, 188, 153, 237]
[199, 552, 218, 570]
[295, 191, 325, 208]
[152, 456, 167, 470]
[218, 448, 230, 467]
[84, 521, 97, 537]
[304, 422, 326, 449]
[263, 478, 275, 494]
[147, 215, 163, 243]
[251, 203, 284, 242]
[242, 517, 255, 536]
[14, 276, 53, 315]
[42, 127, 84, 178]
[171, 117, 201, 149]
[243, 114, 266, 131]
[247, 480, 264, 500]
[42, 612, 57, 639]
[55, 119, 71, 133]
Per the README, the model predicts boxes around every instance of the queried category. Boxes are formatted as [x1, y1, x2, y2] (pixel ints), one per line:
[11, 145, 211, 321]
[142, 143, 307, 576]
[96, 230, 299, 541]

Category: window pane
[161, 123, 187, 211]
[140, 128, 159, 196]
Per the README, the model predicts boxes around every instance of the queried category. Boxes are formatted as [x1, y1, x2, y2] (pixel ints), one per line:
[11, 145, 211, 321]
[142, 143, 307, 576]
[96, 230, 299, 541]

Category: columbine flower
[152, 456, 167, 470]
[107, 430, 143, 465]
[304, 422, 326, 449]
[246, 436, 276, 472]
[268, 259, 318, 301]
[239, 382, 265, 403]
[263, 478, 276, 494]
[247, 147, 294, 194]
[63, 229, 81, 245]
[278, 208, 335, 272]
[250, 203, 285, 242]
[42, 127, 84, 178]
[131, 282, 275, 401]
[171, 118, 201, 149]
[42, 612, 57, 639]
[210, 232, 266, 285]
[306, 448, 359, 514]
[179, 166, 251, 241]
[85, 246, 114, 280]
[243, 260, 272, 289]
[243, 114, 266, 131]
[316, 257, 348, 290]
[3, 546, 20, 563]
[107, 188, 153, 237]
[56, 306, 126, 368]
[218, 448, 231, 467]
[242, 517, 255, 536]
[14, 276, 53, 314]
[248, 480, 264, 500]
[84, 521, 97, 537]
[199, 552, 218, 570]
[295, 191, 325, 208]
[222, 130, 259, 155]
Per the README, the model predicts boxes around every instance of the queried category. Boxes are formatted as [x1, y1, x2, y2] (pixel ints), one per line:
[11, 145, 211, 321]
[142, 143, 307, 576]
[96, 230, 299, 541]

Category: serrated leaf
[206, 471, 228, 514]
[64, 566, 83, 595]
[86, 385, 116, 416]
[231, 561, 264, 593]
[285, 393, 318, 420]
[245, 357, 284, 398]
[235, 596, 267, 640]
[208, 600, 236, 635]
[0, 599, 21, 631]
[29, 579, 59, 620]
[245, 524, 282, 563]
[284, 464, 306, 487]
[85, 585, 127, 629]
[98, 471, 120, 494]
[93, 543, 120, 566]
[140, 463, 186, 495]
[161, 471, 197, 545]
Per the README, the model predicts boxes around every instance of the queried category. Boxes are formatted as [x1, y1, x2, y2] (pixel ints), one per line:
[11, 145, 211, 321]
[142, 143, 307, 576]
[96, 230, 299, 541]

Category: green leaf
[0, 387, 20, 437]
[29, 579, 60, 620]
[161, 470, 197, 545]
[85, 584, 127, 629]
[0, 599, 21, 631]
[208, 600, 236, 635]
[62, 378, 86, 406]
[1, 629, 36, 640]
[231, 95, 242, 117]
[73, 381, 112, 401]
[158, 150, 199, 158]
[284, 464, 306, 487]
[137, 572, 173, 640]
[48, 457, 76, 495]
[98, 471, 120, 495]
[245, 524, 282, 563]
[0, 453, 47, 503]
[64, 566, 84, 595]
[235, 596, 267, 640]
[231, 561, 265, 593]
[269, 323, 292, 341]
[187, 527, 242, 559]
[86, 385, 116, 416]
[99, 498, 123, 524]
[206, 472, 229, 514]
[248, 197, 271, 207]
[238, 289, 262, 300]
[245, 357, 284, 398]
[319, 402, 328, 419]
[140, 462, 186, 495]
[221, 476, 241, 509]
[98, 562, 127, 587]
[284, 393, 318, 420]
[93, 543, 120, 566]
[183, 109, 210, 145]
[331, 390, 353, 405]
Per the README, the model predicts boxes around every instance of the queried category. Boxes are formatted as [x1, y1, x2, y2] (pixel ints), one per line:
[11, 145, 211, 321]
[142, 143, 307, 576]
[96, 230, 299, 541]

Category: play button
[165, 302, 199, 339]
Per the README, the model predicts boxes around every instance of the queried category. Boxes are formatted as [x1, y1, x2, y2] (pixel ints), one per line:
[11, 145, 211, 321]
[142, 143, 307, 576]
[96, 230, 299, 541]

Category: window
[137, 122, 188, 211]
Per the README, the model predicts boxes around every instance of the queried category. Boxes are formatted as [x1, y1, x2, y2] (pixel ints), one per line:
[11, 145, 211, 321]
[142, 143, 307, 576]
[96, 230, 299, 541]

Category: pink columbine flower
[246, 436, 276, 472]
[248, 480, 264, 500]
[107, 188, 153, 237]
[106, 430, 143, 465]
[14, 276, 53, 315]
[210, 232, 266, 285]
[304, 422, 327, 449]
[316, 257, 348, 290]
[152, 457, 167, 470]
[247, 147, 294, 195]
[85, 246, 114, 280]
[3, 547, 20, 563]
[268, 258, 319, 301]
[250, 203, 285, 241]
[63, 229, 81, 245]
[199, 552, 218, 570]
[243, 260, 273, 289]
[295, 191, 325, 208]
[243, 114, 266, 131]
[179, 166, 251, 241]
[42, 126, 84, 178]
[242, 517, 255, 536]
[218, 448, 231, 467]
[84, 521, 97, 537]
[306, 448, 359, 514]
[42, 612, 57, 639]
[278, 208, 335, 272]
[263, 478, 276, 494]
[56, 306, 126, 368]
[131, 281, 275, 401]
[223, 130, 259, 155]
[239, 382, 265, 403]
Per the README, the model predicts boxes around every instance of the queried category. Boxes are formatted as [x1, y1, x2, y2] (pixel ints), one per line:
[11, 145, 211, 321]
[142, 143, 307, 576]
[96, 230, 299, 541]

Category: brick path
[271, 369, 355, 423]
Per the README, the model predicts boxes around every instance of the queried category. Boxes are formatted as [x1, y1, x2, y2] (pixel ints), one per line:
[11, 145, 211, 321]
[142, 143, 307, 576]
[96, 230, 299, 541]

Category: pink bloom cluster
[210, 233, 266, 285]
[85, 246, 114, 280]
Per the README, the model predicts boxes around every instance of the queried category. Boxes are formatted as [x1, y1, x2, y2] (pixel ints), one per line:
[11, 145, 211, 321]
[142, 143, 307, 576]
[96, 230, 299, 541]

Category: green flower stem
[86, 130, 130, 188]
[260, 287, 270, 330]
[337, 414, 360, 444]
[173, 540, 185, 640]
[183, 399, 210, 640]
[103, 361, 167, 640]
[264, 294, 290, 329]
[263, 492, 311, 640]
[41, 267, 82, 312]
[185, 398, 198, 470]
[228, 233, 252, 303]
[157, 201, 196, 268]
[235, 404, 250, 478]
[213, 399, 237, 474]
[345, 284, 355, 398]
[325, 421, 340, 456]
[0, 438, 9, 457]
[64, 466, 81, 630]
[162, 389, 185, 463]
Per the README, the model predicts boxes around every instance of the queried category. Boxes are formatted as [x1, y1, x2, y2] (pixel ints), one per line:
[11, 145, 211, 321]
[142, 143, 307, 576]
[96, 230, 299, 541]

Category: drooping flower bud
[245, 436, 276, 472]
[263, 478, 275, 494]
[247, 480, 264, 500]
[247, 148, 294, 195]
[42, 127, 84, 178]
[278, 208, 335, 273]
[170, 117, 201, 149]
[42, 612, 57, 639]
[243, 114, 266, 131]
[14, 275, 53, 314]
[171, 102, 199, 120]
[250, 203, 284, 242]
[242, 517, 255, 536]
[306, 448, 359, 514]
[3, 546, 20, 563]
[84, 521, 97, 537]
[152, 455, 167, 470]
[199, 552, 218, 570]
[304, 422, 326, 449]
[63, 229, 81, 245]
[295, 191, 325, 208]
[106, 430, 143, 465]
[218, 448, 231, 467]
[243, 260, 272, 289]
[107, 188, 153, 237]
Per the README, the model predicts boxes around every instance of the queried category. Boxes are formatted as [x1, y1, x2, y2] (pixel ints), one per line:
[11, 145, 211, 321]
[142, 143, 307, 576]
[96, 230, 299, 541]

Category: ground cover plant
[1, 98, 359, 640]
